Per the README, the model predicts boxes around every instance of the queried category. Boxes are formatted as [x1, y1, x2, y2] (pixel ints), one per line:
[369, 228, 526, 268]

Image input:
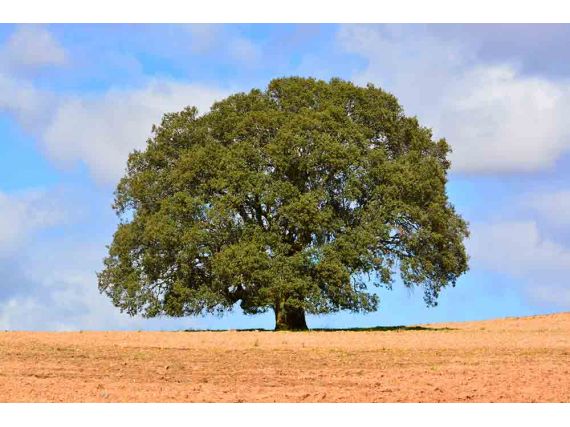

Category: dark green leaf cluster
[98, 77, 469, 321]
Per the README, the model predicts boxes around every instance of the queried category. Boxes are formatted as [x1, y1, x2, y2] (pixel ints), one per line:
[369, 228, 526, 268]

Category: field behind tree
[0, 313, 569, 402]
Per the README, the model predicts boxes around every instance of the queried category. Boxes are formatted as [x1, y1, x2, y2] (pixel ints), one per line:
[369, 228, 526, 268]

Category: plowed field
[1, 313, 569, 402]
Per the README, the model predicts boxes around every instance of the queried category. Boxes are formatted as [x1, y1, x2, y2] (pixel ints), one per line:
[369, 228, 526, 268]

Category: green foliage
[98, 77, 469, 328]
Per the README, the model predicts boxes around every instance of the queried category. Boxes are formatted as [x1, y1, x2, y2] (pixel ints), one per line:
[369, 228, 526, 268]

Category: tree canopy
[98, 77, 469, 330]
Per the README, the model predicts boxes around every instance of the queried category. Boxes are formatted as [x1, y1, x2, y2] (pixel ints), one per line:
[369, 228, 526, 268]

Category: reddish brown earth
[0, 312, 569, 402]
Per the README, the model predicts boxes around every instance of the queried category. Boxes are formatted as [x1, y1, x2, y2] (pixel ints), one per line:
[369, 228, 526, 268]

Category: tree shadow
[309, 325, 455, 332]
[183, 325, 455, 332]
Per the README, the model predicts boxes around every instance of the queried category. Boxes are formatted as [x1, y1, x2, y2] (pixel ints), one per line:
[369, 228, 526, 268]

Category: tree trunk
[274, 303, 308, 331]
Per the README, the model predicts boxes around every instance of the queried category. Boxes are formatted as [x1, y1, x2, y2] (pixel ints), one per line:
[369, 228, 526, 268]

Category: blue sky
[1, 24, 570, 330]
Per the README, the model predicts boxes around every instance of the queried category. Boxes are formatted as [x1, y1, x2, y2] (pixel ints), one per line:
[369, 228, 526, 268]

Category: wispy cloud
[0, 25, 66, 73]
[522, 190, 570, 228]
[0, 189, 68, 255]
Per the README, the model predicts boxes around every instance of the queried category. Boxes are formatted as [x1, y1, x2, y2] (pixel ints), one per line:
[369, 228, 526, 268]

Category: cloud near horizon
[468, 220, 570, 308]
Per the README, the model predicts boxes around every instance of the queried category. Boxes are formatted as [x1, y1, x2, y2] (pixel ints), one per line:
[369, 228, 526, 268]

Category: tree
[98, 77, 469, 331]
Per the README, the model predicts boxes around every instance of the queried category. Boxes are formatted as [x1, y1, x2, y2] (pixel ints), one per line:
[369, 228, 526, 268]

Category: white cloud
[0, 252, 141, 331]
[0, 187, 198, 331]
[523, 190, 570, 228]
[41, 80, 228, 183]
[439, 67, 570, 173]
[0, 190, 67, 255]
[0, 74, 227, 183]
[468, 220, 570, 307]
[468, 221, 570, 274]
[338, 25, 570, 173]
[0, 26, 62, 129]
[0, 74, 54, 130]
[0, 242, 141, 331]
[0, 74, 228, 184]
[0, 26, 230, 184]
[0, 25, 66, 72]
[0, 238, 203, 331]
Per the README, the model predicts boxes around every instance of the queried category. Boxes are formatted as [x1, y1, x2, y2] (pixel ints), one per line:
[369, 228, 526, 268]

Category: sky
[1, 24, 570, 331]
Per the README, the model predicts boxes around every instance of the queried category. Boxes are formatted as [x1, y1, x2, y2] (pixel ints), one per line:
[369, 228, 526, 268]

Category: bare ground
[0, 312, 569, 402]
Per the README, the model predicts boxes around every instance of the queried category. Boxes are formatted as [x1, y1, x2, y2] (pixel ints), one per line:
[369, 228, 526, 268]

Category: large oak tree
[98, 77, 469, 330]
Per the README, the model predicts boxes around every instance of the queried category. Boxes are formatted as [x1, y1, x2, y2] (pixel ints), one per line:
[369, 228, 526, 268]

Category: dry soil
[1, 312, 569, 402]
